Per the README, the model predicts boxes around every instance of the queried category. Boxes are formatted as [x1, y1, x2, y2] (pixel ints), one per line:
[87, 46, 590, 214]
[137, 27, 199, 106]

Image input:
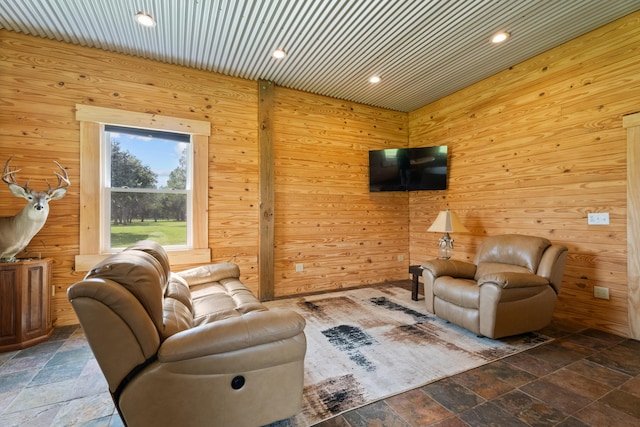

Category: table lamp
[427, 209, 469, 259]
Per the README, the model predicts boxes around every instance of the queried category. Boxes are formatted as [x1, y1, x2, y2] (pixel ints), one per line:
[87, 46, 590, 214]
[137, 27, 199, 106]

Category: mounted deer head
[0, 157, 70, 262]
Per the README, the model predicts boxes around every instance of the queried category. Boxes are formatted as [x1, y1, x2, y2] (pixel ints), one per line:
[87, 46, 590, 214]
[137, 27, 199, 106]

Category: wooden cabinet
[0, 258, 53, 352]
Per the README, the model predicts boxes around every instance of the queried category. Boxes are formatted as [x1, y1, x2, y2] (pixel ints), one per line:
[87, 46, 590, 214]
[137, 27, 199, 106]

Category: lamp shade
[428, 210, 469, 233]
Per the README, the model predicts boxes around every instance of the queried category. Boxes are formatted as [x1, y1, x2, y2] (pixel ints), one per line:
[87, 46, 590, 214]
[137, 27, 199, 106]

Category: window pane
[110, 192, 187, 248]
[108, 130, 189, 190]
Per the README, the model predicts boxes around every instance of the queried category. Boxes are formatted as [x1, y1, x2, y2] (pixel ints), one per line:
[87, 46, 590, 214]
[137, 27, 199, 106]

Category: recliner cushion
[178, 263, 240, 286]
[162, 274, 195, 338]
[124, 240, 171, 295]
[165, 274, 193, 311]
[163, 297, 194, 338]
[475, 234, 551, 273]
[474, 262, 531, 281]
[478, 272, 549, 289]
[192, 278, 266, 325]
[85, 250, 165, 333]
[433, 277, 479, 309]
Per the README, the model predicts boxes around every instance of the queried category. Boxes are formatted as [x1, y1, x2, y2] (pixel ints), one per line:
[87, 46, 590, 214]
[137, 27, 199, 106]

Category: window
[75, 105, 210, 270]
[104, 126, 191, 249]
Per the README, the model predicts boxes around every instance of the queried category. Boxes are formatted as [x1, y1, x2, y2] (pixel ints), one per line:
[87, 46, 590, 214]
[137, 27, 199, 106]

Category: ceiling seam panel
[311, 0, 472, 104]
[195, 1, 220, 70]
[264, 2, 340, 86]
[317, 0, 484, 101]
[251, 0, 304, 81]
[227, 0, 263, 76]
[251, 0, 301, 81]
[356, 1, 580, 110]
[309, 0, 414, 94]
[212, 0, 243, 74]
[92, 1, 115, 52]
[267, 0, 350, 84]
[291, 0, 402, 95]
[236, 1, 271, 80]
[187, 0, 205, 69]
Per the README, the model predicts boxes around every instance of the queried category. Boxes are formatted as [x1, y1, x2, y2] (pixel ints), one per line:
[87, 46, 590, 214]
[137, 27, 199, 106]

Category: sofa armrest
[158, 309, 305, 362]
[176, 262, 240, 286]
[421, 259, 476, 279]
[478, 272, 549, 289]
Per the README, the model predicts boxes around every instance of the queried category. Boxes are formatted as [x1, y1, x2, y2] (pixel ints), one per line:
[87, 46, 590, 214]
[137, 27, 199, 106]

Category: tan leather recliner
[68, 241, 306, 427]
[421, 234, 568, 339]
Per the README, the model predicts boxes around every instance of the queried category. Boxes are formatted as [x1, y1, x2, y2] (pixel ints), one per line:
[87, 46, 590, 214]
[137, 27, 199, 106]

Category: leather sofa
[68, 240, 306, 427]
[421, 234, 567, 339]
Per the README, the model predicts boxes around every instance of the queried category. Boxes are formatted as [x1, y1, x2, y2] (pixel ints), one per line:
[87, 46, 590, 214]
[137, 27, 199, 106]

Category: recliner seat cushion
[433, 277, 479, 309]
[192, 278, 266, 325]
[434, 297, 480, 334]
[474, 262, 531, 281]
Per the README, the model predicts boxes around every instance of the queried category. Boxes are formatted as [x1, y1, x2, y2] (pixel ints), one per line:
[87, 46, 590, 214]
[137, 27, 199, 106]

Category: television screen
[369, 146, 448, 191]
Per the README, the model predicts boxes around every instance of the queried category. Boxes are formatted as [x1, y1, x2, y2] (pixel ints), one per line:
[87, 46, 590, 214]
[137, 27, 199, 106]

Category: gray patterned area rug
[264, 285, 552, 426]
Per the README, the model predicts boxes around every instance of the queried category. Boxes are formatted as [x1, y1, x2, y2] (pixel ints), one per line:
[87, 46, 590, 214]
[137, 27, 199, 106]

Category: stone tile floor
[0, 326, 120, 426]
[314, 322, 640, 427]
[1, 321, 639, 426]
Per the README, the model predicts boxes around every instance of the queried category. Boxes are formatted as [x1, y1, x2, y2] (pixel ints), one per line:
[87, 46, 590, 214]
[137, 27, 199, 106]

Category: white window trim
[74, 104, 210, 271]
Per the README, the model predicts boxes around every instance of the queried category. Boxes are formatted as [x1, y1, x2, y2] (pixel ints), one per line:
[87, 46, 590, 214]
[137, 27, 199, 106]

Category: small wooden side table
[0, 258, 53, 352]
[409, 264, 423, 301]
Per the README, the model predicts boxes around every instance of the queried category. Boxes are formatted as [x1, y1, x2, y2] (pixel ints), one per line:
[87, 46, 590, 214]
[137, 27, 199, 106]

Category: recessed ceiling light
[369, 76, 382, 84]
[491, 31, 510, 44]
[135, 12, 156, 27]
[272, 48, 287, 59]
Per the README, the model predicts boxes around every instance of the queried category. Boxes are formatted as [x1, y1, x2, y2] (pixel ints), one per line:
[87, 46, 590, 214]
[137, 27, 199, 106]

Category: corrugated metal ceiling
[1, 0, 639, 112]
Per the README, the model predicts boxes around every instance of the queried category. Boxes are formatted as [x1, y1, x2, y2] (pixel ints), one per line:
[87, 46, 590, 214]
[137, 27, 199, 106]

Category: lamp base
[438, 232, 454, 259]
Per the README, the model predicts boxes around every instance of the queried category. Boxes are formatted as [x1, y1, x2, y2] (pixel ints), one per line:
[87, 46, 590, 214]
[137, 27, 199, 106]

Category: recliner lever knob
[231, 375, 245, 390]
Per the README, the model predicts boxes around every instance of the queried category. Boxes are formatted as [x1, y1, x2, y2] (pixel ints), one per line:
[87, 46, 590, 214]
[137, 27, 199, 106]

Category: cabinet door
[0, 260, 52, 352]
[22, 263, 50, 341]
[0, 266, 21, 347]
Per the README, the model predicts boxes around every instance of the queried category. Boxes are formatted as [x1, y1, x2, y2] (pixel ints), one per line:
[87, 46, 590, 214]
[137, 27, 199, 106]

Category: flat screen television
[369, 146, 448, 191]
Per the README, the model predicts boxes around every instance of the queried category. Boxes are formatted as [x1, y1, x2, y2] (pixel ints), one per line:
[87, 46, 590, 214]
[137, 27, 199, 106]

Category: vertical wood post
[258, 80, 275, 300]
[624, 112, 640, 339]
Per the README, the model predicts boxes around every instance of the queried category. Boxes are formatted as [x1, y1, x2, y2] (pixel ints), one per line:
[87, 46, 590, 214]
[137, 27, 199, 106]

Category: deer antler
[2, 156, 25, 188]
[47, 161, 71, 193]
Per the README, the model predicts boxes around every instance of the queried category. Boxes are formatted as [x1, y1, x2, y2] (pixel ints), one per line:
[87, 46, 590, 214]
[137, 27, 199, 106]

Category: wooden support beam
[258, 80, 275, 300]
[624, 112, 640, 340]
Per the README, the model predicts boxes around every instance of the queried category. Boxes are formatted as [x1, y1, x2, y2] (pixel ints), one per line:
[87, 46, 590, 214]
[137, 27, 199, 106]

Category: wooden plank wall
[0, 29, 409, 326]
[1, 10, 639, 334]
[409, 12, 640, 337]
[272, 87, 409, 296]
[0, 30, 260, 326]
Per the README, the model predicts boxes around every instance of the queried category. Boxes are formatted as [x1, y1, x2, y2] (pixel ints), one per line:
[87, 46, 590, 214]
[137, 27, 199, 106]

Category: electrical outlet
[587, 212, 609, 225]
[295, 263, 304, 272]
[397, 255, 404, 261]
[594, 286, 610, 300]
